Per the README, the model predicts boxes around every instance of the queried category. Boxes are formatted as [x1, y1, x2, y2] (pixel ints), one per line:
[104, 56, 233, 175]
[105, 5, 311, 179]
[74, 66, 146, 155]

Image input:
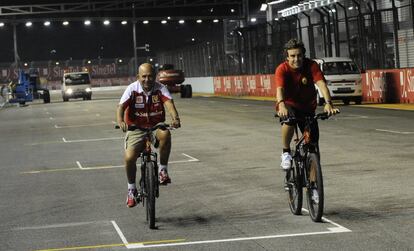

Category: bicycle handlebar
[274, 111, 339, 121]
[115, 123, 171, 131]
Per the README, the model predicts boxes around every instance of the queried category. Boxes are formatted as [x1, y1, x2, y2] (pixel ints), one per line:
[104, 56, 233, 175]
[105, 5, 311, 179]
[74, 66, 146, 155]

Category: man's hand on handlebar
[277, 102, 289, 119]
[323, 103, 340, 116]
[119, 121, 128, 132]
[171, 118, 181, 129]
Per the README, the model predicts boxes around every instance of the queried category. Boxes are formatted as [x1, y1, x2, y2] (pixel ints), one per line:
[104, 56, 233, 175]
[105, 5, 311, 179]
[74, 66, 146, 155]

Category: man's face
[138, 68, 155, 91]
[286, 48, 304, 70]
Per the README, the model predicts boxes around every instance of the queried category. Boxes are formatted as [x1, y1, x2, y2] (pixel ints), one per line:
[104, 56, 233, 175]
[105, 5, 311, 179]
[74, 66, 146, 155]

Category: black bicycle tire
[286, 158, 303, 215]
[145, 161, 156, 229]
[306, 153, 324, 222]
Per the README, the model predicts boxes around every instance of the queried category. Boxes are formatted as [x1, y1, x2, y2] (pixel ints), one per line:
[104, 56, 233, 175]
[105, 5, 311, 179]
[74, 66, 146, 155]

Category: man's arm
[315, 80, 339, 115]
[164, 99, 181, 128]
[276, 87, 288, 118]
[116, 104, 128, 132]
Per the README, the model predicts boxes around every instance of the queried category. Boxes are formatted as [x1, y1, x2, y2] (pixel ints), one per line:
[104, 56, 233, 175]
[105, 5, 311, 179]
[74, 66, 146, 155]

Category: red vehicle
[157, 64, 192, 98]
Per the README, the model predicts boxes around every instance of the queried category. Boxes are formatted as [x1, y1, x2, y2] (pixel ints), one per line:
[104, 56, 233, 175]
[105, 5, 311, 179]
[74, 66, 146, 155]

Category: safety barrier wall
[362, 69, 414, 103]
[214, 70, 414, 104]
[214, 74, 277, 97]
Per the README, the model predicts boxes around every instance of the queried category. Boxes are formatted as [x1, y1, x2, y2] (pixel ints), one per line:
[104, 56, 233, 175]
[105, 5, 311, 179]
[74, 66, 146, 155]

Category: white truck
[61, 71, 92, 102]
[314, 57, 362, 105]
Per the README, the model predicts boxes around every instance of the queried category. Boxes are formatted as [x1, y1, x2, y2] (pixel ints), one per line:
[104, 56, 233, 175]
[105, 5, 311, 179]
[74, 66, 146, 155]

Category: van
[62, 71, 92, 102]
[314, 57, 362, 105]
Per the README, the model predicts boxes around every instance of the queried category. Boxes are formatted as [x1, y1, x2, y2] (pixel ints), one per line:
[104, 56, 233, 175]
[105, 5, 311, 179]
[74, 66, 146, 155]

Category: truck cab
[62, 70, 92, 102]
[314, 57, 362, 105]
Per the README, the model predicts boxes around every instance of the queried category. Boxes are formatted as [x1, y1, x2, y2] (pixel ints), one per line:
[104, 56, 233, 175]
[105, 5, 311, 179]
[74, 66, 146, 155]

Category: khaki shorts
[124, 130, 148, 150]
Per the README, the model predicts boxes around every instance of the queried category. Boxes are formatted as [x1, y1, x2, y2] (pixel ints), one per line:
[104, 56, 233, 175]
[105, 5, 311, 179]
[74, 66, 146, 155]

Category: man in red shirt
[275, 39, 339, 170]
[117, 63, 181, 207]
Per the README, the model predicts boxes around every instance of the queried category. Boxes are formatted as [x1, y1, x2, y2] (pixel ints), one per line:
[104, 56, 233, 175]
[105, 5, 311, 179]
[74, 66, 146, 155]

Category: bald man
[117, 63, 181, 208]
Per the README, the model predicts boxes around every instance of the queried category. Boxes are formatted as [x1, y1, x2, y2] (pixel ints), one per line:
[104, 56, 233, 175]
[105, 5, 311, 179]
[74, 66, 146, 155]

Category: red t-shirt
[274, 58, 324, 112]
[119, 81, 172, 128]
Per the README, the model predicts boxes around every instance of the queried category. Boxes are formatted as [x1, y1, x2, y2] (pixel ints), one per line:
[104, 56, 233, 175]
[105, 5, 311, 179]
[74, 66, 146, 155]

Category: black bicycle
[277, 112, 335, 222]
[116, 123, 170, 229]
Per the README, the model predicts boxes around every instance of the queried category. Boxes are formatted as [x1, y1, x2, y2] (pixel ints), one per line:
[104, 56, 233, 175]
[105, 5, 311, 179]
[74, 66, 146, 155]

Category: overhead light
[87, 60, 91, 64]
[250, 18, 257, 23]
[44, 21, 51, 26]
[191, 38, 195, 41]
[0, 22, 5, 27]
[260, 3, 268, 11]
[55, 62, 59, 65]
[121, 20, 127, 25]
[143, 20, 149, 24]
[348, 6, 354, 10]
[103, 20, 110, 25]
[268, 0, 288, 5]
[213, 19, 219, 23]
[25, 22, 32, 27]
[167, 16, 171, 20]
[84, 20, 91, 26]
[230, 9, 235, 13]
[63, 21, 69, 26]
[179, 20, 185, 24]
[149, 58, 153, 62]
[196, 19, 202, 23]
[24, 63, 28, 66]
[161, 20, 167, 24]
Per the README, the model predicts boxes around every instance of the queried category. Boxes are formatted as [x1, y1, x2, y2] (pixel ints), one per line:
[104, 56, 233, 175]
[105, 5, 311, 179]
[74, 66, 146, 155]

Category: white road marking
[181, 153, 199, 162]
[111, 220, 134, 247]
[127, 227, 350, 249]
[375, 129, 414, 134]
[14, 221, 101, 230]
[54, 122, 113, 128]
[62, 136, 124, 143]
[22, 154, 199, 174]
[76, 161, 84, 170]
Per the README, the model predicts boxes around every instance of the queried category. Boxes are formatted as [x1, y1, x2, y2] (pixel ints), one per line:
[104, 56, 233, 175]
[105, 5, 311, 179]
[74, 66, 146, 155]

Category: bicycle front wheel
[306, 153, 324, 222]
[145, 161, 157, 229]
[285, 159, 303, 215]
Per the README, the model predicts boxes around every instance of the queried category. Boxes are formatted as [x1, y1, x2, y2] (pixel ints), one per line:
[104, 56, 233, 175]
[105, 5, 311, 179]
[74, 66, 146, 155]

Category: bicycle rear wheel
[285, 159, 303, 215]
[305, 153, 324, 222]
[145, 161, 157, 229]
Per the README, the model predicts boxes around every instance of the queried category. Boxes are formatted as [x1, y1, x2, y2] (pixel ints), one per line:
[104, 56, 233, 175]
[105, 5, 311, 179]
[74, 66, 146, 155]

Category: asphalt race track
[0, 90, 413, 250]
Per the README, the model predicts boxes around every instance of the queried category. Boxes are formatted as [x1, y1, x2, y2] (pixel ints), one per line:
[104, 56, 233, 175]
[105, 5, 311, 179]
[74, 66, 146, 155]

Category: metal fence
[157, 0, 414, 77]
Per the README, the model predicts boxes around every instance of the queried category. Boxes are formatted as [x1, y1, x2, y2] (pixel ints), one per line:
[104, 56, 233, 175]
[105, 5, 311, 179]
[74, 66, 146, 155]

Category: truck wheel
[43, 90, 50, 103]
[185, 85, 192, 98]
[343, 98, 350, 105]
[63, 96, 69, 102]
[354, 97, 362, 105]
[87, 94, 92, 100]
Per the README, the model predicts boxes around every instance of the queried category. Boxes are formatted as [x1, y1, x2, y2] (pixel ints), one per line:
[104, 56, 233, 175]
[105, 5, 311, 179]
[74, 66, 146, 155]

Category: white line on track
[62, 136, 124, 143]
[125, 216, 351, 249]
[181, 153, 199, 162]
[76, 161, 84, 170]
[54, 122, 113, 128]
[111, 220, 134, 247]
[375, 129, 414, 134]
[14, 221, 101, 231]
[22, 153, 199, 174]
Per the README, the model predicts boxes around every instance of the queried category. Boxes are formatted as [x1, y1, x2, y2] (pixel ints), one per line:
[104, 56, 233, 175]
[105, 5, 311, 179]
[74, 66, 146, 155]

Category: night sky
[0, 1, 264, 63]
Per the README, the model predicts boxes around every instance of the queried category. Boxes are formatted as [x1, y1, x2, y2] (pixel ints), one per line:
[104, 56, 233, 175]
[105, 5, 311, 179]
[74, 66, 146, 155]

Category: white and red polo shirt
[119, 81, 172, 128]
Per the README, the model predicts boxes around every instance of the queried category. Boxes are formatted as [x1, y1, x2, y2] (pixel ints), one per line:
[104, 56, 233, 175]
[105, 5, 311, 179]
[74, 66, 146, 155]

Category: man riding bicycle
[275, 39, 339, 170]
[117, 63, 181, 208]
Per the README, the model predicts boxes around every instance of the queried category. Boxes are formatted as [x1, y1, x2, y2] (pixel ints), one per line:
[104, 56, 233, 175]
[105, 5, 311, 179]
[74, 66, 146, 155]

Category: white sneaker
[280, 152, 292, 171]
[312, 189, 319, 204]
